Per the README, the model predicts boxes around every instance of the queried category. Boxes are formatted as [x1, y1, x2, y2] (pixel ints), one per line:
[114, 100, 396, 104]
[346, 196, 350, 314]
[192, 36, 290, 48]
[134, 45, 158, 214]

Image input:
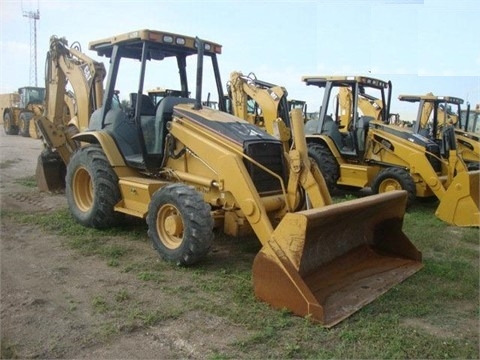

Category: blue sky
[1, 0, 479, 119]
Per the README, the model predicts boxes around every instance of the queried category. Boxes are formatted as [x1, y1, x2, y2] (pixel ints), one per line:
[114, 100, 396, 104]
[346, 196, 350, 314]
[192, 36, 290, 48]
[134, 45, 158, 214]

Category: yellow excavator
[35, 30, 423, 327]
[303, 76, 479, 227]
[399, 94, 480, 171]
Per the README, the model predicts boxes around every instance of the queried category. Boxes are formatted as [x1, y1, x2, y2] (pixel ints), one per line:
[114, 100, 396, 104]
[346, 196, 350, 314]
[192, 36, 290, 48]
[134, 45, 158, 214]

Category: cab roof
[89, 29, 222, 60]
[398, 94, 464, 105]
[302, 75, 389, 89]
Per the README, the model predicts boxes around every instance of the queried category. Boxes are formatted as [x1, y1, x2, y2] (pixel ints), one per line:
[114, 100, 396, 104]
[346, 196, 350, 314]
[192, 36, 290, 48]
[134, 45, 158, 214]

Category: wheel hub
[164, 214, 183, 237]
[380, 179, 401, 192]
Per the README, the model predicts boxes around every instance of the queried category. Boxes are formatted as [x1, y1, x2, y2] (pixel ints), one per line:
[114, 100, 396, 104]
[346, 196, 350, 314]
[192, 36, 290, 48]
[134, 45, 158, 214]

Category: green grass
[2, 197, 479, 359]
[15, 175, 37, 188]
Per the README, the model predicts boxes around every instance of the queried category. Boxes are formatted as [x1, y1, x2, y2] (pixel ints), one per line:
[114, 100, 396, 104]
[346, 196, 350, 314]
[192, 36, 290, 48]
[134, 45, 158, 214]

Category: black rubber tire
[147, 184, 213, 266]
[371, 167, 416, 207]
[19, 112, 33, 137]
[307, 143, 339, 193]
[4, 112, 19, 135]
[66, 145, 122, 229]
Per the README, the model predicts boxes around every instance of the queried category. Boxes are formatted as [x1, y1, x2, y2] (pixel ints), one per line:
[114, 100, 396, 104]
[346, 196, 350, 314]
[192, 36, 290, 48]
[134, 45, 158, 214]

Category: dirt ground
[0, 132, 250, 359]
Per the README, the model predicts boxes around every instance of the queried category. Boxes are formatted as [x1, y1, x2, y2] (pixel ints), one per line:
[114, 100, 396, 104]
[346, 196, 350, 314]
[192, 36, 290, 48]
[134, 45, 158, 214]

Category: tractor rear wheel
[147, 184, 213, 266]
[307, 143, 339, 193]
[4, 112, 19, 135]
[66, 145, 122, 228]
[372, 167, 416, 207]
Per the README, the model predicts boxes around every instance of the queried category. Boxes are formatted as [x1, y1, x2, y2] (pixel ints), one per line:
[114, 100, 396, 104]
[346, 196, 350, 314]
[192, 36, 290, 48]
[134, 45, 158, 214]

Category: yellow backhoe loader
[303, 76, 479, 227]
[36, 29, 423, 327]
[228, 71, 324, 182]
[399, 94, 480, 171]
[288, 99, 308, 121]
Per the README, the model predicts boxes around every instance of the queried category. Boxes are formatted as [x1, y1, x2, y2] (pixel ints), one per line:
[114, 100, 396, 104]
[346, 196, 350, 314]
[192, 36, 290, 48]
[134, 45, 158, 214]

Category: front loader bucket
[35, 150, 66, 192]
[253, 190, 422, 327]
[435, 170, 480, 227]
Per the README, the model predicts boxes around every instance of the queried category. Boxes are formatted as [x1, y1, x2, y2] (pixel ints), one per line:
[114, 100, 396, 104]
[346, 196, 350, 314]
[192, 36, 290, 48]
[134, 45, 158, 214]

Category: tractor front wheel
[147, 184, 213, 266]
[4, 112, 19, 135]
[372, 167, 416, 207]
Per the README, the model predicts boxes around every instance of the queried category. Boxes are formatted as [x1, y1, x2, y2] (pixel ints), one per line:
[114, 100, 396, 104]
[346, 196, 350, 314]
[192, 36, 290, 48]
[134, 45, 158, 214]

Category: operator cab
[303, 76, 391, 159]
[399, 94, 463, 158]
[18, 86, 45, 108]
[88, 29, 224, 172]
[460, 105, 480, 134]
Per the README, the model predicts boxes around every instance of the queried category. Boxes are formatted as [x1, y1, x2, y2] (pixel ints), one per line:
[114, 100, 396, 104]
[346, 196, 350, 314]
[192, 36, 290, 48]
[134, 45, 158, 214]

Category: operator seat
[440, 125, 457, 157]
[130, 93, 157, 154]
[152, 96, 196, 156]
[356, 116, 374, 152]
[322, 116, 344, 151]
[129, 93, 156, 116]
[100, 108, 145, 168]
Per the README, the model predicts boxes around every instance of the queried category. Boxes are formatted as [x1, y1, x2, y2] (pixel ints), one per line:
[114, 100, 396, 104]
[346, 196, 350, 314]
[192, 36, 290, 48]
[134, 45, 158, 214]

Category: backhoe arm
[338, 87, 383, 125]
[36, 36, 106, 164]
[229, 71, 291, 144]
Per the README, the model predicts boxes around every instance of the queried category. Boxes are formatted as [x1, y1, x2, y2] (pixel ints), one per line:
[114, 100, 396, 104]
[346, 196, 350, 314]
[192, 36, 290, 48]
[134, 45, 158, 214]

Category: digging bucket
[35, 150, 66, 192]
[252, 190, 423, 327]
[435, 170, 480, 227]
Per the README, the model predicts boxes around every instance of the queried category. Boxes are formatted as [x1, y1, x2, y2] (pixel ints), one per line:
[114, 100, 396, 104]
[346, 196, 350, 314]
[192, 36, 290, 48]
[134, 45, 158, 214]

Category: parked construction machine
[398, 94, 479, 171]
[227, 71, 337, 191]
[35, 29, 423, 327]
[458, 103, 480, 168]
[461, 103, 480, 134]
[1, 86, 45, 137]
[302, 75, 479, 227]
[288, 99, 308, 121]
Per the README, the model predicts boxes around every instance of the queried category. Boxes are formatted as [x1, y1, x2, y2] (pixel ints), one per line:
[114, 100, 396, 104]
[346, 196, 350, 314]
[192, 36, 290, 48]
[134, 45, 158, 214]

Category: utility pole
[23, 8, 40, 87]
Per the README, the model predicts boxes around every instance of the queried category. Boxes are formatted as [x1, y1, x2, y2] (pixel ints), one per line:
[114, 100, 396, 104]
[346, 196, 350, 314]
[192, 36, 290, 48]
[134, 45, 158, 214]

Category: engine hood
[173, 103, 281, 147]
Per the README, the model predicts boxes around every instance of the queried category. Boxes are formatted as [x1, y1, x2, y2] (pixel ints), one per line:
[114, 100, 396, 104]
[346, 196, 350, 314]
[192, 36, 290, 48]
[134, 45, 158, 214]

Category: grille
[243, 141, 287, 194]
